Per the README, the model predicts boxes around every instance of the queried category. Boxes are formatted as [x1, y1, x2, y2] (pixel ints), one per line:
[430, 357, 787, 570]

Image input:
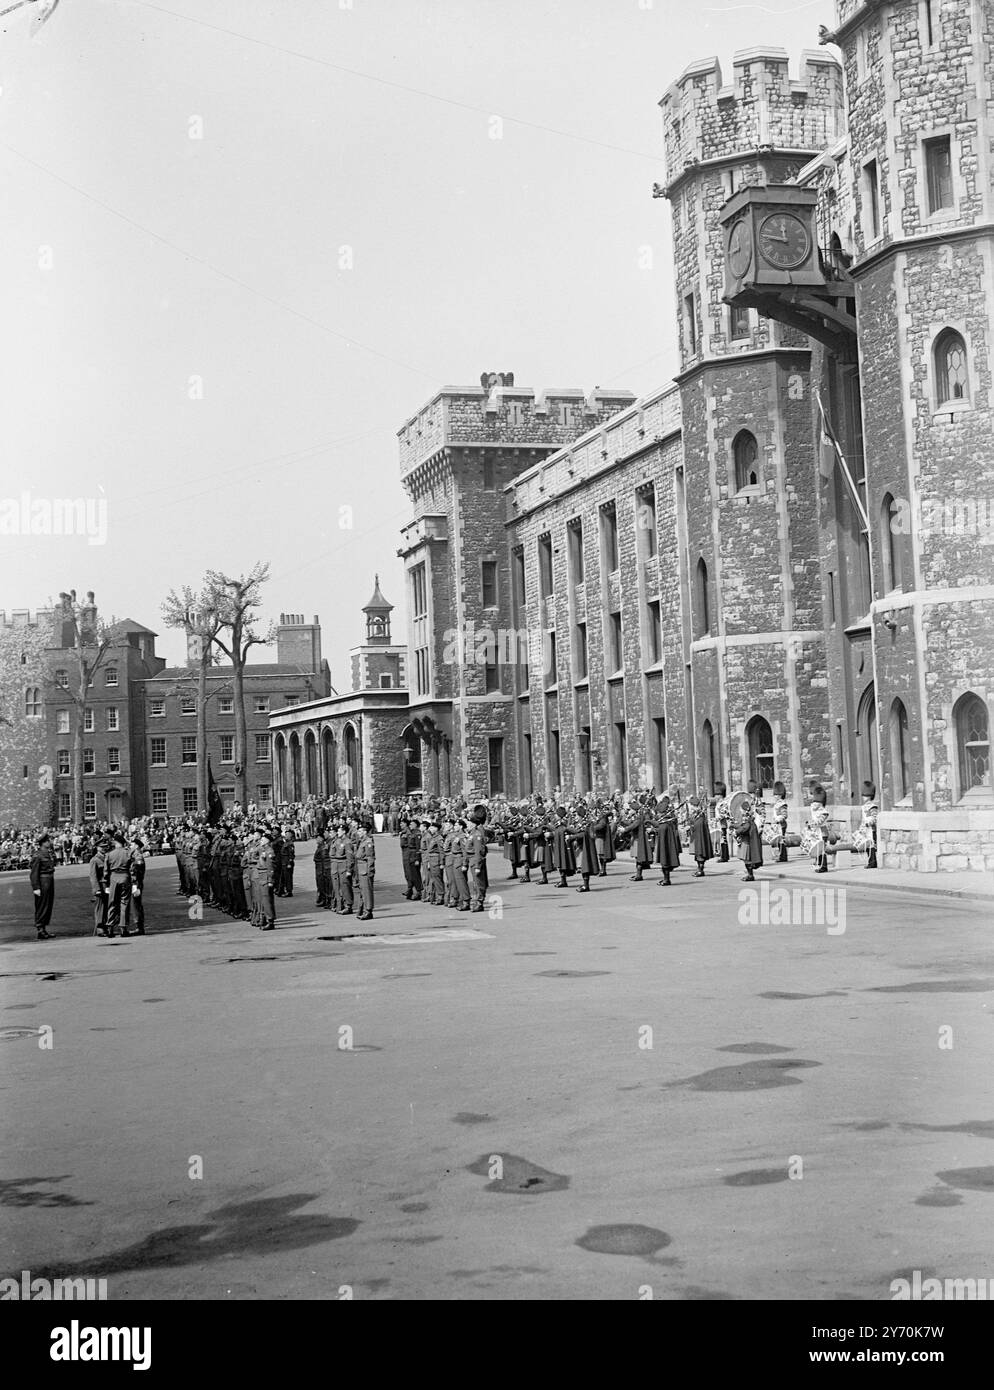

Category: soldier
[242, 832, 259, 927]
[129, 836, 147, 935]
[271, 829, 285, 897]
[809, 784, 830, 874]
[450, 818, 471, 910]
[591, 804, 615, 877]
[772, 780, 790, 863]
[105, 832, 133, 936]
[331, 821, 354, 915]
[713, 781, 731, 863]
[230, 834, 249, 919]
[466, 812, 488, 912]
[569, 811, 598, 892]
[618, 794, 654, 881]
[399, 817, 423, 901]
[196, 829, 211, 906]
[653, 795, 682, 887]
[256, 833, 276, 929]
[30, 833, 57, 940]
[424, 819, 446, 905]
[89, 837, 110, 936]
[860, 781, 879, 869]
[314, 830, 330, 908]
[281, 830, 295, 896]
[353, 819, 376, 921]
[736, 797, 765, 883]
[502, 805, 526, 880]
[686, 794, 714, 877]
[550, 806, 576, 888]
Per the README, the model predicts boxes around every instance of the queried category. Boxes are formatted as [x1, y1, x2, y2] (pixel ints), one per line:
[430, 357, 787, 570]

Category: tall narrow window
[653, 717, 667, 792]
[615, 723, 628, 792]
[890, 698, 911, 800]
[647, 601, 662, 666]
[747, 716, 775, 790]
[482, 453, 496, 491]
[934, 329, 969, 406]
[601, 504, 619, 573]
[488, 737, 504, 795]
[523, 733, 533, 794]
[546, 631, 557, 689]
[955, 693, 990, 795]
[538, 535, 554, 599]
[696, 558, 711, 638]
[609, 611, 623, 673]
[733, 430, 759, 492]
[411, 564, 427, 618]
[924, 0, 934, 46]
[880, 491, 906, 593]
[683, 292, 698, 357]
[24, 687, 41, 717]
[703, 719, 716, 793]
[568, 521, 584, 584]
[550, 729, 561, 788]
[637, 487, 657, 557]
[924, 136, 952, 214]
[575, 622, 588, 680]
[484, 643, 500, 693]
[864, 159, 881, 241]
[481, 559, 498, 609]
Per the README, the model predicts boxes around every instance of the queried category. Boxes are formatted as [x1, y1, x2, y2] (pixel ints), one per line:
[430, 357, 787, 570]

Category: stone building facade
[269, 581, 413, 803]
[393, 1, 994, 872]
[0, 609, 55, 826]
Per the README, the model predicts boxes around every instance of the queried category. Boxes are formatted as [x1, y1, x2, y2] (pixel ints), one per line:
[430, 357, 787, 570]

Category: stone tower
[660, 48, 845, 800]
[819, 0, 994, 867]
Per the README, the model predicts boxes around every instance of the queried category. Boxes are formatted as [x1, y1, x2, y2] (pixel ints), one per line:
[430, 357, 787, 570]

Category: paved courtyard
[1, 841, 992, 1301]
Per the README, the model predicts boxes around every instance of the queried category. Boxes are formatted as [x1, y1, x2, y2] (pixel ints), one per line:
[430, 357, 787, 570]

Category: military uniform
[129, 843, 147, 934]
[450, 823, 471, 910]
[330, 829, 353, 914]
[314, 834, 331, 908]
[399, 822, 422, 900]
[30, 839, 56, 937]
[256, 839, 276, 928]
[281, 835, 295, 896]
[424, 824, 445, 904]
[466, 821, 488, 911]
[353, 828, 376, 920]
[89, 845, 110, 934]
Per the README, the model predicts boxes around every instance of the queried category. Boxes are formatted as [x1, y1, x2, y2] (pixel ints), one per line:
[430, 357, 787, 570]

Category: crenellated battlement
[661, 47, 844, 191]
[0, 608, 53, 630]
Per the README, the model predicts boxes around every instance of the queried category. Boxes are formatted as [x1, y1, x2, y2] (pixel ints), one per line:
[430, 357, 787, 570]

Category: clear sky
[1, 0, 833, 686]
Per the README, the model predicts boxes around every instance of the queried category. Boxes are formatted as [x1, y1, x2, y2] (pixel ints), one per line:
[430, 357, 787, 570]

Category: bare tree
[161, 587, 224, 811]
[46, 592, 114, 826]
[204, 565, 275, 810]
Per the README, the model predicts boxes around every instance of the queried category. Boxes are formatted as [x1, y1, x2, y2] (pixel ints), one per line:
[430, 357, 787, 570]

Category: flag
[206, 759, 224, 825]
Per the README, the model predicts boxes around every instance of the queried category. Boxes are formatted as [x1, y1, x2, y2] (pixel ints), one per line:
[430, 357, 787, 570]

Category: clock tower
[660, 47, 845, 799]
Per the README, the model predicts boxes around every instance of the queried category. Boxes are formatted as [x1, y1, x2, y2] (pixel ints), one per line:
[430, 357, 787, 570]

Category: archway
[856, 684, 878, 794]
[303, 729, 318, 797]
[343, 723, 360, 798]
[402, 724, 422, 794]
[274, 735, 287, 802]
[322, 727, 336, 796]
[289, 732, 302, 802]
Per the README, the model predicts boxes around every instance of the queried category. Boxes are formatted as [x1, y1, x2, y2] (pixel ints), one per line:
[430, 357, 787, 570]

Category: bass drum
[727, 791, 751, 826]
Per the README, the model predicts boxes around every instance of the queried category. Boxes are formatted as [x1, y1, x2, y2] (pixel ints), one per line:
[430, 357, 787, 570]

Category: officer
[89, 837, 110, 936]
[314, 831, 330, 908]
[105, 832, 133, 936]
[424, 819, 445, 905]
[256, 833, 276, 929]
[399, 816, 422, 900]
[30, 833, 57, 940]
[331, 821, 354, 915]
[272, 829, 285, 897]
[129, 836, 147, 935]
[281, 830, 295, 896]
[451, 818, 471, 910]
[466, 810, 488, 913]
[353, 819, 376, 921]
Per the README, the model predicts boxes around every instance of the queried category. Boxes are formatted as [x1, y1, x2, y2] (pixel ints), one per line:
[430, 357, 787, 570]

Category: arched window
[703, 719, 717, 793]
[857, 684, 879, 792]
[955, 693, 990, 795]
[879, 491, 907, 593]
[733, 430, 759, 492]
[696, 558, 711, 638]
[746, 715, 775, 790]
[889, 698, 911, 801]
[24, 687, 41, 717]
[934, 329, 969, 407]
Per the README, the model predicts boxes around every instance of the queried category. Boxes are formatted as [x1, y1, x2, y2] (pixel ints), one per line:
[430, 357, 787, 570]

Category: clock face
[758, 212, 811, 270]
[727, 217, 753, 279]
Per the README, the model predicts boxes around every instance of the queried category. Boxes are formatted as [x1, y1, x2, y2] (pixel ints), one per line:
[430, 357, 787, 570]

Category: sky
[1, 0, 834, 687]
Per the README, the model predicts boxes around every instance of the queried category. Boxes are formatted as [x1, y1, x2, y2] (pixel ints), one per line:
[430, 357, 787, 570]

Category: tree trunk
[198, 652, 208, 811]
[72, 706, 83, 827]
[233, 656, 247, 809]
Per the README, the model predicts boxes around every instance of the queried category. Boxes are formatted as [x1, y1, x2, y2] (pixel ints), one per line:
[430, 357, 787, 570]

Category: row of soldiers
[312, 817, 378, 920]
[170, 823, 294, 929]
[396, 809, 491, 910]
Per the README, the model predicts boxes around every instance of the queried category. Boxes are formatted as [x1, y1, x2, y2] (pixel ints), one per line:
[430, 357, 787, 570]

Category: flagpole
[816, 390, 869, 531]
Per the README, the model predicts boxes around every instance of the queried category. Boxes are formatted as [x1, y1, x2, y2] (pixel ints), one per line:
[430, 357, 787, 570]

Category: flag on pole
[207, 759, 224, 825]
[815, 390, 869, 530]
